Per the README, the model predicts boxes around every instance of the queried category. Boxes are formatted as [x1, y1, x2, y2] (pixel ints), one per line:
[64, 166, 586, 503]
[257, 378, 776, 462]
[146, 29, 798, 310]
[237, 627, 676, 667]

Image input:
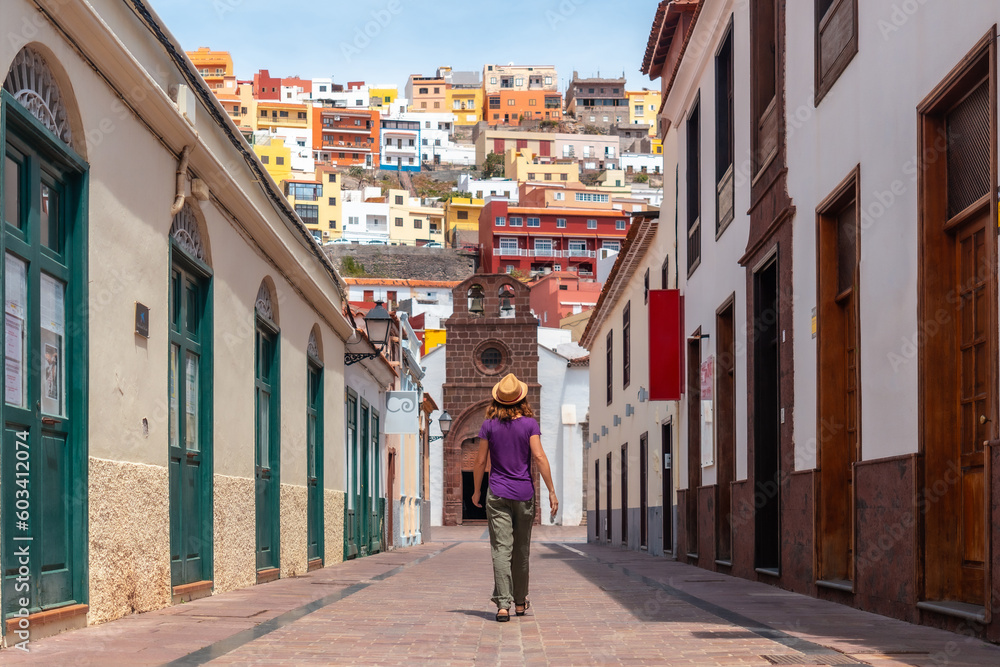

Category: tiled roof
[641, 0, 702, 79]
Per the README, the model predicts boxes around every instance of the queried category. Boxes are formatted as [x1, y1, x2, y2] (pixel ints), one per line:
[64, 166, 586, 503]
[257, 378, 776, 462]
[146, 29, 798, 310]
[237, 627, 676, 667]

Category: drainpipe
[169, 145, 192, 216]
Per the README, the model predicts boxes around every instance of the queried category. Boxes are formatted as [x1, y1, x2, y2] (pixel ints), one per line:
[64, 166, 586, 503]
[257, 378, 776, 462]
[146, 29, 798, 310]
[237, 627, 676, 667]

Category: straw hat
[492, 373, 528, 406]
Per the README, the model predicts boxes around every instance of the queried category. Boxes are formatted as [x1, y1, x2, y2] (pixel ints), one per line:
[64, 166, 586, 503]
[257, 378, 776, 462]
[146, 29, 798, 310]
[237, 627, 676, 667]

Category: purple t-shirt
[478, 417, 540, 502]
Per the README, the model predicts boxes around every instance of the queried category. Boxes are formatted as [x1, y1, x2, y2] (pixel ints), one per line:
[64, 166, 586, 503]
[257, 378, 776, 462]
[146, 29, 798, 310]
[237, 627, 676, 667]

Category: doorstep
[256, 568, 280, 584]
[172, 580, 213, 604]
[307, 558, 324, 572]
[4, 603, 88, 644]
[916, 600, 986, 623]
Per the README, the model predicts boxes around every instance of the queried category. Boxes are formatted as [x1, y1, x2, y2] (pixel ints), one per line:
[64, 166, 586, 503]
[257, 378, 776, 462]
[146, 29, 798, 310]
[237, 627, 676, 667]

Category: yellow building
[627, 89, 662, 136]
[448, 86, 484, 127]
[652, 138, 664, 155]
[369, 86, 399, 110]
[252, 136, 293, 184]
[387, 189, 446, 246]
[285, 166, 343, 244]
[253, 100, 312, 133]
[186, 47, 233, 90]
[445, 196, 485, 246]
[505, 149, 581, 185]
[423, 329, 447, 354]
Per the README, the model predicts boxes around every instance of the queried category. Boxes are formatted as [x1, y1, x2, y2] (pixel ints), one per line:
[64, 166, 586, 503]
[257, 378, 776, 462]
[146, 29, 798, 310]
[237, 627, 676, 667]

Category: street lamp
[429, 411, 451, 442]
[345, 301, 392, 365]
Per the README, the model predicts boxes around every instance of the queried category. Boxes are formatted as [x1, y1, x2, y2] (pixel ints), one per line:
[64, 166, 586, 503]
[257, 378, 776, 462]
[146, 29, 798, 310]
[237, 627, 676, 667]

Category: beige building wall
[1, 0, 353, 631]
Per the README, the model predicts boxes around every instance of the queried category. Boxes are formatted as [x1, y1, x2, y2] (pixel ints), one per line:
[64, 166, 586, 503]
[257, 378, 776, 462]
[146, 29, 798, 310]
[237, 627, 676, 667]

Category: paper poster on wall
[40, 274, 65, 416]
[5, 358, 21, 407]
[701, 355, 715, 467]
[4, 253, 26, 408]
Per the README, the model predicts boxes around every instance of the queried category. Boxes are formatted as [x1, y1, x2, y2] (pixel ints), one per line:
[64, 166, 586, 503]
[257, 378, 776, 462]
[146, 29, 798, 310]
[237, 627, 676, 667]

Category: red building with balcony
[478, 196, 631, 278]
[312, 107, 380, 168]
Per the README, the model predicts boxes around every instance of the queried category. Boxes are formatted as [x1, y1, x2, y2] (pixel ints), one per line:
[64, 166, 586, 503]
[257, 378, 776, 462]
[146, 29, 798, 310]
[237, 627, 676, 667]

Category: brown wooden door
[817, 178, 859, 584]
[918, 51, 996, 607]
[955, 218, 988, 602]
[621, 443, 629, 547]
[716, 302, 736, 563]
[640, 434, 648, 549]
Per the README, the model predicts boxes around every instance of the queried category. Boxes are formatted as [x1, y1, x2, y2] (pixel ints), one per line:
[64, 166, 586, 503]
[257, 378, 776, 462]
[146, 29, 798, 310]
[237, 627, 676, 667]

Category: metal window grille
[946, 81, 991, 219]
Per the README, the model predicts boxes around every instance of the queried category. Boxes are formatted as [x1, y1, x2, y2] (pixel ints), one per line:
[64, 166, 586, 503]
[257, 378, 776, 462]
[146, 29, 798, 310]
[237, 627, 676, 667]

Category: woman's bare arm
[529, 434, 558, 517]
[471, 437, 490, 507]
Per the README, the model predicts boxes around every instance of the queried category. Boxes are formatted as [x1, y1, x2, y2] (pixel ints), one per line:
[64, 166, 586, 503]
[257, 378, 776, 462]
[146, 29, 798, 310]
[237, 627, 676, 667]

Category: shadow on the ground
[538, 541, 1000, 667]
[447, 609, 497, 620]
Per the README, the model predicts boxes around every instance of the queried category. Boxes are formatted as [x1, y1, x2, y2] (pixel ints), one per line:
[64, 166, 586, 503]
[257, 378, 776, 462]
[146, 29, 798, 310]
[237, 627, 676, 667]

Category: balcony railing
[565, 249, 596, 258]
[528, 248, 557, 257]
[496, 248, 528, 257]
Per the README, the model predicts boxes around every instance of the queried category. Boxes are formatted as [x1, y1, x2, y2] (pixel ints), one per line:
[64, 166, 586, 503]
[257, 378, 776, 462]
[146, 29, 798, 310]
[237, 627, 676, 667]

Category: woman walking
[471, 373, 558, 622]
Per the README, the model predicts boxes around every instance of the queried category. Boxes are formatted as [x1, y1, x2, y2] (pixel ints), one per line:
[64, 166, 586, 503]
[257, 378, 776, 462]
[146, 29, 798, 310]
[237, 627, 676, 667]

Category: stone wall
[88, 458, 170, 625]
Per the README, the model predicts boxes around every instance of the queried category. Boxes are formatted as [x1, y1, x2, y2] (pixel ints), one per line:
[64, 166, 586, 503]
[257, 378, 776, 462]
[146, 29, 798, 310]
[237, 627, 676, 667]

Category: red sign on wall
[648, 289, 684, 401]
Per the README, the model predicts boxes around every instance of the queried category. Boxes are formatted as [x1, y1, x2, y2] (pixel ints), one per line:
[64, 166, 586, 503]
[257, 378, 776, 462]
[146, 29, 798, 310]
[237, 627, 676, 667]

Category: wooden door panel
[961, 468, 985, 563]
[38, 433, 72, 606]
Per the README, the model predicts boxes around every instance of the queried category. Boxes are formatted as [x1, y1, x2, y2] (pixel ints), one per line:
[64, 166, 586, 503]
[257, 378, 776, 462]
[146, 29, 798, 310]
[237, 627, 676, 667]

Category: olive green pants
[485, 489, 535, 610]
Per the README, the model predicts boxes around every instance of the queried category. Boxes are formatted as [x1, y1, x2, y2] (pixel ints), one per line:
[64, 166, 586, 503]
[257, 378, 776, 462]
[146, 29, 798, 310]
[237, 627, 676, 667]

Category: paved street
[5, 526, 1000, 666]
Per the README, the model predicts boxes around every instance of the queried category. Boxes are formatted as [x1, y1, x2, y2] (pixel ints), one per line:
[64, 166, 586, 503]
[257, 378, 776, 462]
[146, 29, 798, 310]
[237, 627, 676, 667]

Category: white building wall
[665, 0, 751, 486]
[458, 175, 520, 202]
[421, 346, 447, 526]
[621, 153, 663, 175]
[784, 0, 1000, 467]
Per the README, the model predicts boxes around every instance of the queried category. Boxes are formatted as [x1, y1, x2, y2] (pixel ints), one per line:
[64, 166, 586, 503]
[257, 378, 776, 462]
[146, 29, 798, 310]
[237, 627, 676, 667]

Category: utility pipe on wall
[169, 145, 192, 216]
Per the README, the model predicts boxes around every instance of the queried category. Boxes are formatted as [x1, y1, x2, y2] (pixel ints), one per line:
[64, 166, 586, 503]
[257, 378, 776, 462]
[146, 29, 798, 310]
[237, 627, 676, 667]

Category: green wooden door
[168, 259, 211, 587]
[255, 320, 280, 571]
[370, 411, 381, 554]
[306, 361, 323, 563]
[1, 98, 87, 621]
[345, 390, 357, 559]
[359, 401, 370, 556]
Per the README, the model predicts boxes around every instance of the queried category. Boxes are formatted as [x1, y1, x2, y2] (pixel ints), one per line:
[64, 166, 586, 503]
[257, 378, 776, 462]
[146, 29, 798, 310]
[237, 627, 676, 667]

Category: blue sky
[152, 0, 658, 93]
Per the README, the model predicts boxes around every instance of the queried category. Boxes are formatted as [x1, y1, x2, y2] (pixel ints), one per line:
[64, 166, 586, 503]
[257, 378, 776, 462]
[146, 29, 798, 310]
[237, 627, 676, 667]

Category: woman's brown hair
[485, 398, 535, 421]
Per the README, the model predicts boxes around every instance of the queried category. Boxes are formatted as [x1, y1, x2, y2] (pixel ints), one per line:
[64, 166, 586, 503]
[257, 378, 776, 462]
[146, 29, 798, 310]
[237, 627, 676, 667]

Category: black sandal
[496, 608, 510, 622]
[515, 600, 530, 616]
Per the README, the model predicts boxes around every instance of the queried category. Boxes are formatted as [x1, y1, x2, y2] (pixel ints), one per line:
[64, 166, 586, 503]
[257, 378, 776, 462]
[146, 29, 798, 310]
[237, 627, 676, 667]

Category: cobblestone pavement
[6, 526, 1000, 665]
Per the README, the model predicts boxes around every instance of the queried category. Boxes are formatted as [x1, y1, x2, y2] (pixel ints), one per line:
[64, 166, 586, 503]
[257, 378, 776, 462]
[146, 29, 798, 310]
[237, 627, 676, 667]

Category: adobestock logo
[340, 0, 406, 63]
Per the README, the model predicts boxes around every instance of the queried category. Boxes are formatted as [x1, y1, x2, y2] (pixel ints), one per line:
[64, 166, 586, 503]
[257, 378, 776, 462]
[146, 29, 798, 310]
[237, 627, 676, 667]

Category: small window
[329, 197, 337, 205]
[687, 98, 702, 273]
[457, 211, 469, 220]
[557, 218, 566, 228]
[510, 217, 523, 227]
[623, 302, 631, 388]
[261, 155, 270, 164]
[528, 218, 540, 228]
[616, 220, 626, 230]
[606, 330, 613, 405]
[481, 347, 503, 369]
[329, 220, 337, 229]
[587, 219, 597, 229]
[276, 157, 285, 165]
[815, 0, 859, 104]
[395, 195, 404, 205]
[496, 217, 506, 227]
[395, 217, 404, 227]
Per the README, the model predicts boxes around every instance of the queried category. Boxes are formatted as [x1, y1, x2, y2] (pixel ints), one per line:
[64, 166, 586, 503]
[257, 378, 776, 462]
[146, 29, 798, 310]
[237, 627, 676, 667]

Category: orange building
[186, 47, 233, 90]
[484, 90, 563, 126]
[313, 106, 380, 168]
